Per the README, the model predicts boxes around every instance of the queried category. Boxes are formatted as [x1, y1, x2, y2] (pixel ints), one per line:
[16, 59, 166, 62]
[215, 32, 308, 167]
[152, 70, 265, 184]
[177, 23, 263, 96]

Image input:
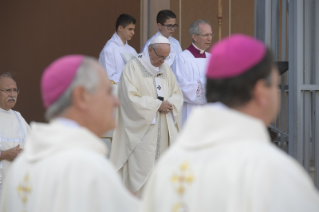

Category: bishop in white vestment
[141, 35, 319, 211]
[110, 36, 183, 196]
[0, 73, 30, 198]
[172, 20, 213, 126]
[1, 55, 140, 212]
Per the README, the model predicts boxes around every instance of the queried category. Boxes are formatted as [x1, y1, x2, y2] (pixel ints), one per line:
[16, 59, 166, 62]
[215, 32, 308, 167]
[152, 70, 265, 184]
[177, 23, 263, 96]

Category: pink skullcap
[206, 34, 266, 79]
[41, 55, 85, 108]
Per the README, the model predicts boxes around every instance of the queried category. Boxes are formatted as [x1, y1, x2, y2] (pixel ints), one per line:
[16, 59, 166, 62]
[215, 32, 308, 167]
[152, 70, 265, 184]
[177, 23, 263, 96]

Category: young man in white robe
[142, 10, 182, 68]
[99, 14, 137, 152]
[172, 20, 213, 127]
[110, 36, 183, 197]
[141, 34, 319, 212]
[1, 55, 140, 212]
[0, 73, 30, 199]
[99, 14, 137, 84]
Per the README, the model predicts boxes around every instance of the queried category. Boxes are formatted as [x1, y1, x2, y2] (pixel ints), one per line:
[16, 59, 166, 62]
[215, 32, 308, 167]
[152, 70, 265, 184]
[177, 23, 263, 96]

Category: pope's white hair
[45, 57, 100, 121]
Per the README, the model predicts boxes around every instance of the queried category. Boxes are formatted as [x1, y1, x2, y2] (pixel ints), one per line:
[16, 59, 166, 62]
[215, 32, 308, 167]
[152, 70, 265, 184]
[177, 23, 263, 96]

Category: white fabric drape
[172, 50, 210, 127]
[99, 32, 137, 83]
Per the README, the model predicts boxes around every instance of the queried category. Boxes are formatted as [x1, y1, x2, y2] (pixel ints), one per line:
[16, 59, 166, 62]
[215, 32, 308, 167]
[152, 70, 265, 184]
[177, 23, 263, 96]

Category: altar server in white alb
[0, 73, 30, 197]
[142, 10, 182, 67]
[1, 55, 140, 212]
[99, 14, 137, 84]
[141, 35, 319, 212]
[110, 36, 183, 197]
[172, 19, 213, 126]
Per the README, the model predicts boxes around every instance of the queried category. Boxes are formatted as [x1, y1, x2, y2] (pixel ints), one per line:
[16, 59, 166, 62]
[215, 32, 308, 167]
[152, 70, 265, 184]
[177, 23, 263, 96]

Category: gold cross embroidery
[171, 161, 194, 212]
[17, 173, 32, 210]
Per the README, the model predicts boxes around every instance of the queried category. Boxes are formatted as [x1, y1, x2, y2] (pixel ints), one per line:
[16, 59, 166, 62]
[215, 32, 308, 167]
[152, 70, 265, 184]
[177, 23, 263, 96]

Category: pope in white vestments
[0, 73, 30, 199]
[172, 20, 213, 126]
[1, 55, 140, 212]
[141, 35, 319, 211]
[110, 36, 183, 196]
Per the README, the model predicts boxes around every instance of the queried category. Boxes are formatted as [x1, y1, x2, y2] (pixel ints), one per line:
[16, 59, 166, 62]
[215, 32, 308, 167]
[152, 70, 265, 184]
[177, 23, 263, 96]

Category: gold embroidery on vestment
[171, 161, 194, 212]
[17, 173, 32, 212]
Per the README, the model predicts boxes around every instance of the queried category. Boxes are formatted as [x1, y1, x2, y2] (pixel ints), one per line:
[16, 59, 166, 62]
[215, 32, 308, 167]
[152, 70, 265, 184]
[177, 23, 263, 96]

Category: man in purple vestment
[172, 19, 213, 127]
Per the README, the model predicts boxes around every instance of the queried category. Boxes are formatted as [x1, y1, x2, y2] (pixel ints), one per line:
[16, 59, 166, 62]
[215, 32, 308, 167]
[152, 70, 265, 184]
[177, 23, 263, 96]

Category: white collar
[192, 43, 206, 54]
[110, 32, 127, 46]
[53, 117, 80, 129]
[0, 107, 12, 113]
[207, 102, 228, 110]
[135, 53, 164, 77]
[155, 31, 171, 41]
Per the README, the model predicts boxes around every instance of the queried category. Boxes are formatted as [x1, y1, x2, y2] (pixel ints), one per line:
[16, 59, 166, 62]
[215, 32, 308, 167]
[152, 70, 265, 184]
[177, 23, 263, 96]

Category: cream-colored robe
[1, 120, 140, 212]
[110, 53, 183, 194]
[0, 108, 30, 196]
[141, 104, 319, 212]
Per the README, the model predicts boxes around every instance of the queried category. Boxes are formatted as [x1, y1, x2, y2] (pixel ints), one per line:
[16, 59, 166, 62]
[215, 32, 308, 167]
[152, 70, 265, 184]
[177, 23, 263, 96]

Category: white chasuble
[141, 31, 182, 67]
[0, 108, 30, 195]
[110, 53, 183, 195]
[172, 49, 210, 127]
[1, 120, 140, 212]
[141, 105, 319, 212]
[99, 32, 137, 83]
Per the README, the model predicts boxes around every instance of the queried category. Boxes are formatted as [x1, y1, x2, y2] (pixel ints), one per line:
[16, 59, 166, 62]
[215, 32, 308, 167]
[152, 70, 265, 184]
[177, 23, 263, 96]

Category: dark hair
[116, 14, 136, 31]
[156, 10, 176, 24]
[205, 49, 275, 107]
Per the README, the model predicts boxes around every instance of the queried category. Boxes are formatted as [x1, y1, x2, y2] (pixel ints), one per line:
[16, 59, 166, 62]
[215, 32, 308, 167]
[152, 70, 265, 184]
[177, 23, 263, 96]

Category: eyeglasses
[161, 24, 178, 30]
[0, 88, 20, 94]
[196, 33, 214, 38]
[151, 47, 168, 60]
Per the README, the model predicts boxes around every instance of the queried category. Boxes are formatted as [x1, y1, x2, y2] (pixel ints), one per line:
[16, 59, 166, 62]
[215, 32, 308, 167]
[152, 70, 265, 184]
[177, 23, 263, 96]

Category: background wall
[171, 0, 254, 50]
[0, 0, 140, 123]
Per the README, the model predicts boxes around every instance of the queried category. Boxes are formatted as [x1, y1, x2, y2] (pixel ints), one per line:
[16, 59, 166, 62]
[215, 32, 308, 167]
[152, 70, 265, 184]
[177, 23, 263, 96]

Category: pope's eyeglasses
[151, 47, 169, 60]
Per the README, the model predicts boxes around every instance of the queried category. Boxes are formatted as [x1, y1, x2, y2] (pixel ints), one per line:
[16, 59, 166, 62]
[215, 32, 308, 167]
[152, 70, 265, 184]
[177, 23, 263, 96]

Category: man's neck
[0, 107, 11, 112]
[159, 31, 169, 39]
[192, 43, 206, 53]
[231, 103, 268, 126]
[116, 32, 126, 45]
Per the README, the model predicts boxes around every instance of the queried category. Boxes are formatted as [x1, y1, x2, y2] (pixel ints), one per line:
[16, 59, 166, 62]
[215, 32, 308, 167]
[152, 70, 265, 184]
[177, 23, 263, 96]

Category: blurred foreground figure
[141, 35, 319, 212]
[1, 55, 140, 212]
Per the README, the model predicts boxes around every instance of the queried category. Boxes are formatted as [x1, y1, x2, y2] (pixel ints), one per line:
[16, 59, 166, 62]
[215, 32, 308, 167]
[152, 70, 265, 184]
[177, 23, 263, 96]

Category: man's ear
[157, 23, 162, 30]
[118, 25, 123, 32]
[253, 79, 268, 108]
[192, 34, 197, 43]
[72, 86, 90, 110]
